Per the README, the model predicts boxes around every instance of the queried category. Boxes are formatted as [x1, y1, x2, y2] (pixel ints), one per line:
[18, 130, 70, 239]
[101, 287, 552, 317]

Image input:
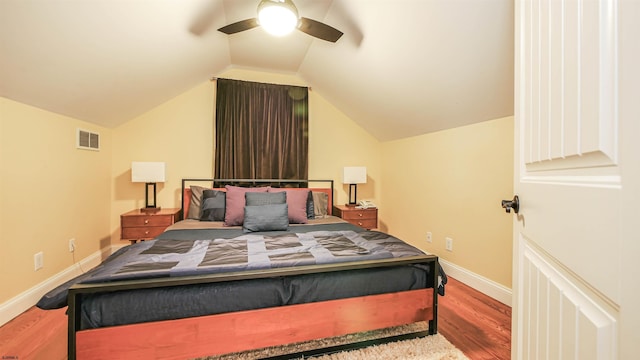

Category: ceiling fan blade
[298, 17, 343, 43]
[218, 18, 259, 35]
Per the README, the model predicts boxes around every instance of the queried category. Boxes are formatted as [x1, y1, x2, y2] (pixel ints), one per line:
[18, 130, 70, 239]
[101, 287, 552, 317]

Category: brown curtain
[215, 79, 309, 181]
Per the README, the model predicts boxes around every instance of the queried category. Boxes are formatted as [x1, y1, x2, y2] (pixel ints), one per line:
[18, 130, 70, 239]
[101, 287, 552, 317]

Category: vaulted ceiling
[0, 0, 514, 141]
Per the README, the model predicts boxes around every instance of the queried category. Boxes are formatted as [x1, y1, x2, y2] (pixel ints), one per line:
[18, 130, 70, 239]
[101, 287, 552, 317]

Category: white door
[513, 0, 640, 359]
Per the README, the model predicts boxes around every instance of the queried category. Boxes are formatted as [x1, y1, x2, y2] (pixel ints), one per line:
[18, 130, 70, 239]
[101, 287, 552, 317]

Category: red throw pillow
[269, 188, 310, 224]
[224, 185, 269, 226]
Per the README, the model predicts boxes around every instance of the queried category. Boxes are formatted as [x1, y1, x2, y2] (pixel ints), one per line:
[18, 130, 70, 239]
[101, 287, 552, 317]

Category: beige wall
[0, 69, 513, 310]
[307, 80, 382, 205]
[380, 116, 514, 287]
[111, 81, 216, 240]
[0, 97, 112, 303]
[110, 68, 383, 244]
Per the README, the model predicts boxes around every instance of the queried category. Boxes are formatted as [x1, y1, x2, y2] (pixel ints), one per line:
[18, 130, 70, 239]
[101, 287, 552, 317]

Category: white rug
[201, 322, 469, 360]
[308, 333, 469, 360]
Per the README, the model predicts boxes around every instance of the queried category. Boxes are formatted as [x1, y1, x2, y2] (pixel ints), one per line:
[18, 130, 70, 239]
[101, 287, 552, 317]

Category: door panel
[518, 237, 617, 359]
[521, 0, 618, 171]
[514, 0, 621, 358]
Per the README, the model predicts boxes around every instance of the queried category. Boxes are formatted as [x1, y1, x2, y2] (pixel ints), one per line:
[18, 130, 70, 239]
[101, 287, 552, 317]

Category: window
[214, 79, 308, 182]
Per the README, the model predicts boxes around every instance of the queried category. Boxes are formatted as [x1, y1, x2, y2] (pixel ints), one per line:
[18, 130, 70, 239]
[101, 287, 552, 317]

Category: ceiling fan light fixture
[257, 0, 299, 36]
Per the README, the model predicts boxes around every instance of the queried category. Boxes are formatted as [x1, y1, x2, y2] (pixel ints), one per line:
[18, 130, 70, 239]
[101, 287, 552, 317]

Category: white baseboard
[439, 258, 512, 306]
[0, 244, 122, 327]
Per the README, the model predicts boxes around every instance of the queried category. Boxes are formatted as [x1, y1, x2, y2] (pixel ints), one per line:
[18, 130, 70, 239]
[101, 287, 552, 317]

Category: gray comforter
[87, 230, 424, 283]
[36, 226, 433, 310]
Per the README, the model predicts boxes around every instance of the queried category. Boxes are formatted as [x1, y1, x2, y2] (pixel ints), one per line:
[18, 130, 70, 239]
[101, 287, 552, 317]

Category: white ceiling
[0, 0, 514, 141]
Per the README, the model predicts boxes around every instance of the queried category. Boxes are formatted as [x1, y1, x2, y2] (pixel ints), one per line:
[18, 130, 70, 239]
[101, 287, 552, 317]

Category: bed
[37, 179, 444, 360]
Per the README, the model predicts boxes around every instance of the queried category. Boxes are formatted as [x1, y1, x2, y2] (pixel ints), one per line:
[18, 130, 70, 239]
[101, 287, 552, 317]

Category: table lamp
[343, 166, 367, 206]
[131, 162, 166, 212]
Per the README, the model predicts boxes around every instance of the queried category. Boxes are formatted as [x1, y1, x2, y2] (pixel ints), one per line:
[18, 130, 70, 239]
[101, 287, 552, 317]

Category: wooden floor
[439, 277, 512, 360]
[0, 276, 511, 360]
[0, 306, 67, 360]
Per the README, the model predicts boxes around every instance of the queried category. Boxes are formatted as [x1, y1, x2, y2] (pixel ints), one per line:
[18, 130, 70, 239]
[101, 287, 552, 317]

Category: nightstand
[121, 208, 181, 243]
[333, 205, 378, 230]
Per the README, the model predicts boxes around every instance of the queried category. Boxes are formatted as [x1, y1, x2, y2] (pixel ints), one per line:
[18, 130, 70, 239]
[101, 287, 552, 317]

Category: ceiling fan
[218, 0, 343, 43]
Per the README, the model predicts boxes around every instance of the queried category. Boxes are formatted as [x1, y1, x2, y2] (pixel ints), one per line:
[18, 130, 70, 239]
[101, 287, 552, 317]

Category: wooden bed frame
[67, 179, 439, 360]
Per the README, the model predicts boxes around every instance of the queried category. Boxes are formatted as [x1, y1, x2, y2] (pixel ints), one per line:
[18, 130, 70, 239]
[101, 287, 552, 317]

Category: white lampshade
[131, 162, 166, 183]
[257, 0, 299, 36]
[343, 166, 367, 184]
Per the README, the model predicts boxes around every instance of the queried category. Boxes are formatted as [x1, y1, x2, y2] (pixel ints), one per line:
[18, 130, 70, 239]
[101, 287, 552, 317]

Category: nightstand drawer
[333, 205, 378, 230]
[122, 226, 166, 240]
[339, 209, 377, 220]
[120, 208, 181, 243]
[121, 215, 173, 227]
[345, 218, 377, 229]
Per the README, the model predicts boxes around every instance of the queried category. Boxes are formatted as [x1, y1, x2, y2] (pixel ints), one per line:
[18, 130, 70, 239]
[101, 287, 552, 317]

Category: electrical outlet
[445, 237, 453, 252]
[426, 232, 432, 243]
[69, 238, 76, 252]
[34, 252, 43, 271]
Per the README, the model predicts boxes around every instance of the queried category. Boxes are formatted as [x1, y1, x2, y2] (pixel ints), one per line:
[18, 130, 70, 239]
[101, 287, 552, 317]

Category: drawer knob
[358, 213, 363, 217]
[358, 222, 363, 226]
[144, 219, 149, 224]
[145, 230, 149, 235]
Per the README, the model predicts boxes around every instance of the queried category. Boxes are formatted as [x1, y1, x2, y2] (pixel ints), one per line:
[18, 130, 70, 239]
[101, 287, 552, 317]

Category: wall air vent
[77, 128, 100, 151]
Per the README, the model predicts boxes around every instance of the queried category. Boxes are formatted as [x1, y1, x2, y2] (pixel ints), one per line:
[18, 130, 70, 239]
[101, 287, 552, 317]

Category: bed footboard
[75, 289, 434, 360]
[68, 256, 439, 359]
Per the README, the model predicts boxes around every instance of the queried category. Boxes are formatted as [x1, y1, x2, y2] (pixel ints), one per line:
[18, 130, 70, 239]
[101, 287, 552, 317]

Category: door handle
[501, 195, 519, 214]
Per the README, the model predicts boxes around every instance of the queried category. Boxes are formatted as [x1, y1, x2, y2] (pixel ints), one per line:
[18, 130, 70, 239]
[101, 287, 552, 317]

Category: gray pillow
[187, 185, 208, 220]
[200, 190, 226, 221]
[312, 191, 329, 218]
[243, 204, 289, 233]
[306, 191, 314, 219]
[245, 191, 286, 206]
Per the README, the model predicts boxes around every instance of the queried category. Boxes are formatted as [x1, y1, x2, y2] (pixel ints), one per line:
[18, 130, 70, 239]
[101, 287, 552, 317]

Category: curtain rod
[209, 76, 311, 91]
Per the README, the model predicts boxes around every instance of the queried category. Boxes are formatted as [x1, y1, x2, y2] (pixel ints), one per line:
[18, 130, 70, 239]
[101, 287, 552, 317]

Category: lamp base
[345, 203, 357, 207]
[141, 207, 161, 213]
[347, 184, 359, 207]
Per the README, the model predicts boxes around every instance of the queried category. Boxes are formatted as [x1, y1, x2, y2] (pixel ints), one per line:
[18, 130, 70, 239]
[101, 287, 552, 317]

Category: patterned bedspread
[37, 229, 431, 309]
[83, 230, 425, 283]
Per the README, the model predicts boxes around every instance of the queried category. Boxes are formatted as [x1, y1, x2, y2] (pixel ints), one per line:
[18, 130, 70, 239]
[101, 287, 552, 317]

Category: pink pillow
[224, 185, 269, 226]
[269, 188, 310, 224]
